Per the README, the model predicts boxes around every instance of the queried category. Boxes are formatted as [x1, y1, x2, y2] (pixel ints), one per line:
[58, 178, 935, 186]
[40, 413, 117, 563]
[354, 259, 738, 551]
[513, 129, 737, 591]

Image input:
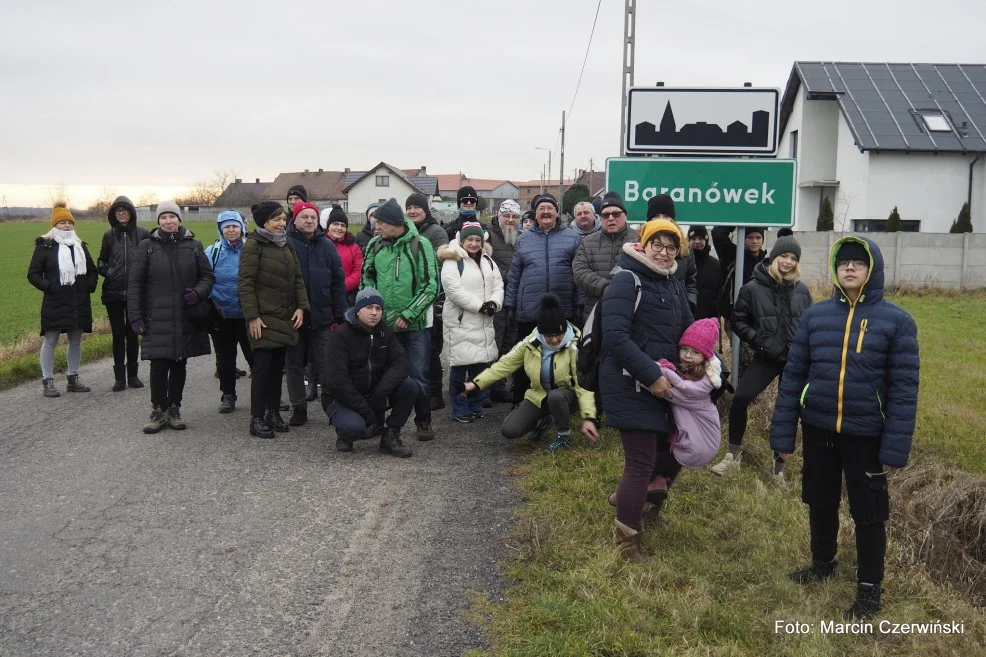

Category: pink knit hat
[679, 318, 719, 360]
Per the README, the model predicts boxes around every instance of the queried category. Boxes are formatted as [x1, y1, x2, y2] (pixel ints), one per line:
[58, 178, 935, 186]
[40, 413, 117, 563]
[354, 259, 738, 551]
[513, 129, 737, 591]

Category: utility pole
[619, 0, 636, 156]
[559, 110, 566, 207]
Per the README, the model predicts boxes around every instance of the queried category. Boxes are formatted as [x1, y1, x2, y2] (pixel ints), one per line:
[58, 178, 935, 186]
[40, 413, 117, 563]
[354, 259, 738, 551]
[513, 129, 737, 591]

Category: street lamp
[535, 146, 552, 195]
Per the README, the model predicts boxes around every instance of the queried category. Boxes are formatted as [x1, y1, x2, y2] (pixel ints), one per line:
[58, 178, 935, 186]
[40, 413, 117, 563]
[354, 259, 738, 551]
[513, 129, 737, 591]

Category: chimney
[234, 178, 242, 184]
[344, 167, 351, 173]
[318, 168, 323, 174]
[419, 166, 427, 176]
[255, 178, 260, 184]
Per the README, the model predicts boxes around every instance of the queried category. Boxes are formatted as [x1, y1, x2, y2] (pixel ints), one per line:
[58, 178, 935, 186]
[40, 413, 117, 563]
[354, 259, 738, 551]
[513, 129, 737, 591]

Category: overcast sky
[2, 0, 985, 207]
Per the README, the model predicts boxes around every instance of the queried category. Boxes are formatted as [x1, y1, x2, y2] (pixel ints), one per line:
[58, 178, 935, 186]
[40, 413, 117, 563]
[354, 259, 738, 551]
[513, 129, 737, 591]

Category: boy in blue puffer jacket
[770, 236, 919, 620]
[205, 210, 253, 413]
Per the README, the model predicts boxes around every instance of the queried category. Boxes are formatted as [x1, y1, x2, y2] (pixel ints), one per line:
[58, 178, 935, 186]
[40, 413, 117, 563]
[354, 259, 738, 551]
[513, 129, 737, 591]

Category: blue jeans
[396, 329, 431, 424]
[328, 377, 418, 443]
[448, 363, 489, 417]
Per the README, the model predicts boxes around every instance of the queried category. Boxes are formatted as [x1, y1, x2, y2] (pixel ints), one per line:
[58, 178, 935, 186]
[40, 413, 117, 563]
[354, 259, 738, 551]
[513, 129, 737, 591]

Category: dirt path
[0, 355, 522, 656]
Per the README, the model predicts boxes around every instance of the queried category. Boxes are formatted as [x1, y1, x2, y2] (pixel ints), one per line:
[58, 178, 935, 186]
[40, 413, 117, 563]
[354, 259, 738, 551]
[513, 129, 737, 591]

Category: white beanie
[498, 199, 521, 215]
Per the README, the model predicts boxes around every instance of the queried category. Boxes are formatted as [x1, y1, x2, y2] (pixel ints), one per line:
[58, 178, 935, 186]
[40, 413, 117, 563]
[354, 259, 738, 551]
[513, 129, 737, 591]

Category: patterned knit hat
[459, 221, 485, 241]
[354, 287, 385, 313]
[50, 202, 74, 227]
[679, 318, 719, 360]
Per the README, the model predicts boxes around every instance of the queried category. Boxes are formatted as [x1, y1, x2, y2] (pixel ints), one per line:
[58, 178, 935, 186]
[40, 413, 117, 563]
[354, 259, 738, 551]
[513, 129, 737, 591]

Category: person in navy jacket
[770, 236, 919, 620]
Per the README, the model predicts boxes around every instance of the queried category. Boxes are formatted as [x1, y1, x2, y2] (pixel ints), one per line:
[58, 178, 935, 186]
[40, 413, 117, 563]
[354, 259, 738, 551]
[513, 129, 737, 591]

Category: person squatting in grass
[28, 202, 99, 398]
[463, 294, 599, 452]
[127, 201, 215, 433]
[97, 196, 149, 391]
[599, 218, 693, 563]
[607, 317, 724, 514]
[711, 234, 813, 482]
[238, 201, 309, 439]
[321, 287, 417, 458]
[770, 236, 920, 621]
[436, 221, 503, 423]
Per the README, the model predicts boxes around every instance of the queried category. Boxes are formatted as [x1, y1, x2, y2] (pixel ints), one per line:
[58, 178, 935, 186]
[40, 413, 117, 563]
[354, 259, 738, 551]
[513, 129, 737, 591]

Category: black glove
[367, 395, 387, 414]
[504, 306, 515, 325]
[479, 301, 497, 317]
[451, 380, 466, 396]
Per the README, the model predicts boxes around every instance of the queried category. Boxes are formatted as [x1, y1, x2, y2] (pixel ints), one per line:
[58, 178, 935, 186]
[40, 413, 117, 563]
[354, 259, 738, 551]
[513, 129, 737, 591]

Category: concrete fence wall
[136, 206, 371, 226]
[754, 231, 986, 290]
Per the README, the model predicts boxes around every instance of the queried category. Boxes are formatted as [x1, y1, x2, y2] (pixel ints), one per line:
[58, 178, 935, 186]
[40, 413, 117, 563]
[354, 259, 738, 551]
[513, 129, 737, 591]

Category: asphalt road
[0, 354, 523, 656]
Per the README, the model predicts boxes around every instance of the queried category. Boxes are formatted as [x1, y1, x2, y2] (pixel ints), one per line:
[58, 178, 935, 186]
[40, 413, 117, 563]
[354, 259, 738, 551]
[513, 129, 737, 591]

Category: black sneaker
[471, 411, 484, 420]
[844, 583, 882, 620]
[452, 415, 474, 424]
[218, 394, 236, 414]
[788, 559, 838, 585]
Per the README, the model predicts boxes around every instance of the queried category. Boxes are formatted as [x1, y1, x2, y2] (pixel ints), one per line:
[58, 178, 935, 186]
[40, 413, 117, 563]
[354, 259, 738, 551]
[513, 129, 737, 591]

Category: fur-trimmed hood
[437, 239, 493, 262]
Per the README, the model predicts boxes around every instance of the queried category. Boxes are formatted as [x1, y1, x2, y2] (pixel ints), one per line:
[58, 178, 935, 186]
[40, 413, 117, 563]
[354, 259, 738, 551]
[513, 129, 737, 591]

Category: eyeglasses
[647, 242, 678, 255]
[460, 198, 477, 205]
[600, 211, 624, 219]
[837, 260, 868, 270]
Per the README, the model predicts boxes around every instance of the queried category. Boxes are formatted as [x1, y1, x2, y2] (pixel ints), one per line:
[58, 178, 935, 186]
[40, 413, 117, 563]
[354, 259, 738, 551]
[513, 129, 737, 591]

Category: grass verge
[0, 331, 114, 391]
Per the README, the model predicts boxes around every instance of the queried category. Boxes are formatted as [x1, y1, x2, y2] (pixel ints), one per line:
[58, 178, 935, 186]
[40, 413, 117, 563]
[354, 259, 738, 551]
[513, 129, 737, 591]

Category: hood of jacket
[107, 196, 137, 229]
[751, 260, 779, 288]
[536, 323, 575, 350]
[830, 235, 885, 305]
[150, 226, 195, 242]
[215, 210, 247, 249]
[573, 216, 601, 235]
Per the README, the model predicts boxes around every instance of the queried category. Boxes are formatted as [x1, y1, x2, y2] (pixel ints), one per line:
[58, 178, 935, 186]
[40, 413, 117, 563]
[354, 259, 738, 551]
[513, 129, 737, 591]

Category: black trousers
[105, 301, 140, 378]
[251, 348, 287, 418]
[429, 314, 444, 400]
[801, 422, 889, 584]
[728, 354, 785, 453]
[149, 359, 187, 409]
[211, 317, 253, 396]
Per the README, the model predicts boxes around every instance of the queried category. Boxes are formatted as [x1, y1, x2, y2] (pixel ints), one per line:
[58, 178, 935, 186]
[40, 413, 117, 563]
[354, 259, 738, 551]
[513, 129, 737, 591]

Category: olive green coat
[238, 232, 310, 349]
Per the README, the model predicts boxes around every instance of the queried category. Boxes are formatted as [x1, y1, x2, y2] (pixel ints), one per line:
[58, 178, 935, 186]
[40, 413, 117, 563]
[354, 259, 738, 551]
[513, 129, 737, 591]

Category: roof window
[919, 111, 952, 132]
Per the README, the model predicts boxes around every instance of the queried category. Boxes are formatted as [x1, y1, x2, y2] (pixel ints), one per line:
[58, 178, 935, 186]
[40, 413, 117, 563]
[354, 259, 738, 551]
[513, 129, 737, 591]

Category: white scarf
[52, 229, 87, 286]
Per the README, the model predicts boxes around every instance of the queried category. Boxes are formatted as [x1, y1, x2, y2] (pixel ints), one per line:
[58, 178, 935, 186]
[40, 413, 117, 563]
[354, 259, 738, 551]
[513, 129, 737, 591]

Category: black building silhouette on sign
[635, 102, 770, 148]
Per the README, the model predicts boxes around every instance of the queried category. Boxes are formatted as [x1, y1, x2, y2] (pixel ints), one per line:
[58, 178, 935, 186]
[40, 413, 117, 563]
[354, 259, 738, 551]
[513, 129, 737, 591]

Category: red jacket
[329, 231, 364, 295]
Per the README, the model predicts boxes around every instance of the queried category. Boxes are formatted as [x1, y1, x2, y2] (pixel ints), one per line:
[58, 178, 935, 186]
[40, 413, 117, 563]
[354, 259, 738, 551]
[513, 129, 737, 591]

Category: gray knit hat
[355, 287, 385, 312]
[769, 235, 801, 261]
[374, 198, 405, 227]
[156, 200, 182, 223]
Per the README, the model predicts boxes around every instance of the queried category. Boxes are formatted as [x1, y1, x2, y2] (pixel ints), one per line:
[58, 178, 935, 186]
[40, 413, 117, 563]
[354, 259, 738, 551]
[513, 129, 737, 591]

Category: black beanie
[537, 294, 567, 336]
[647, 194, 675, 220]
[746, 226, 766, 239]
[287, 185, 308, 202]
[591, 197, 603, 215]
[599, 191, 626, 214]
[687, 225, 709, 240]
[406, 193, 430, 213]
[531, 193, 559, 212]
[835, 239, 869, 265]
[777, 227, 794, 237]
[374, 198, 405, 227]
[328, 204, 348, 227]
[251, 201, 284, 228]
[457, 186, 478, 206]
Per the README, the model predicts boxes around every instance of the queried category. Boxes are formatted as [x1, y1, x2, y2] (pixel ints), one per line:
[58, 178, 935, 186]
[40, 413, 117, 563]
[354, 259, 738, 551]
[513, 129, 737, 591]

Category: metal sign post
[730, 228, 746, 389]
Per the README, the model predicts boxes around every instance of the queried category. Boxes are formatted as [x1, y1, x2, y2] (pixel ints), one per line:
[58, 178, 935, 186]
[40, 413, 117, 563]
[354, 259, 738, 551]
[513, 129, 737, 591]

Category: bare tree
[175, 169, 239, 206]
[87, 186, 119, 215]
[137, 191, 159, 207]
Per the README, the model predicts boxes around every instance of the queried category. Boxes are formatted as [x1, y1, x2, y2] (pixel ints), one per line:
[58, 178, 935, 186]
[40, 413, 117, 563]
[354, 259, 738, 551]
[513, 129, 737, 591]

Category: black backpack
[716, 261, 736, 321]
[576, 269, 641, 392]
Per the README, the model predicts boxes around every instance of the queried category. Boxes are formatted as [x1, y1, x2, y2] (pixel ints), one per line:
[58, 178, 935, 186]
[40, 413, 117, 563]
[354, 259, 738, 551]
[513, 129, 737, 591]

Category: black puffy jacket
[127, 227, 214, 361]
[731, 261, 813, 362]
[27, 236, 98, 335]
[97, 196, 150, 304]
[322, 307, 411, 423]
[692, 244, 722, 320]
[286, 225, 348, 330]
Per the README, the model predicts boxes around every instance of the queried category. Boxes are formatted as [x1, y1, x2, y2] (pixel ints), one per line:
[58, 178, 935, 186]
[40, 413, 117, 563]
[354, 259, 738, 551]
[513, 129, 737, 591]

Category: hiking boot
[166, 404, 186, 430]
[218, 394, 236, 414]
[548, 432, 571, 452]
[112, 379, 127, 392]
[250, 416, 274, 439]
[336, 438, 354, 452]
[710, 451, 741, 476]
[471, 411, 484, 420]
[844, 583, 882, 620]
[42, 378, 60, 398]
[266, 409, 289, 433]
[288, 406, 308, 426]
[415, 421, 435, 441]
[305, 379, 318, 402]
[530, 416, 553, 443]
[66, 375, 90, 393]
[128, 376, 144, 389]
[363, 424, 383, 440]
[646, 476, 669, 504]
[788, 559, 838, 585]
[430, 396, 446, 411]
[452, 414, 474, 424]
[278, 399, 290, 411]
[112, 365, 126, 392]
[614, 520, 647, 563]
[143, 407, 168, 434]
[379, 426, 413, 458]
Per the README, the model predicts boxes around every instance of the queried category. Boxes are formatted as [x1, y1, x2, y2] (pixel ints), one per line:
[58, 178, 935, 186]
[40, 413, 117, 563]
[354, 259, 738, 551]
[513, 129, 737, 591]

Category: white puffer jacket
[439, 241, 504, 367]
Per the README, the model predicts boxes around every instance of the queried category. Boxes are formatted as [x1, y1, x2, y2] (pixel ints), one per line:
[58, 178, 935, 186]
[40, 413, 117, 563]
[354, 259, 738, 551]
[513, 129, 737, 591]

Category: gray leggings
[40, 330, 83, 379]
[500, 388, 577, 439]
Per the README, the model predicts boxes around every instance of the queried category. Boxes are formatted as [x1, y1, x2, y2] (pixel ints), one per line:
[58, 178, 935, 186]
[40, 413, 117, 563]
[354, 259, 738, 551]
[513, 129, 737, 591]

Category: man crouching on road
[321, 288, 417, 457]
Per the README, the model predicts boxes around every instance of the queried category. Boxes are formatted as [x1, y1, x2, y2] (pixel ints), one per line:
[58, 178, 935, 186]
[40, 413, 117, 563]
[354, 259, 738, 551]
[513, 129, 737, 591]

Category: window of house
[918, 111, 951, 133]
[375, 175, 390, 187]
[789, 130, 799, 159]
[852, 219, 921, 232]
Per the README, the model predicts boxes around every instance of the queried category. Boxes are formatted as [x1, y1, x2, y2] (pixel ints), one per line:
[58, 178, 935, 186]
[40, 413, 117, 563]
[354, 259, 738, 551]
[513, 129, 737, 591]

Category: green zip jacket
[360, 220, 439, 332]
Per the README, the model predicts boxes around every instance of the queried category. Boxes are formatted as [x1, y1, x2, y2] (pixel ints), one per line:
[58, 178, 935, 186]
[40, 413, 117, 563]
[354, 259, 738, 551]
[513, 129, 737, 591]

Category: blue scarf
[458, 210, 477, 219]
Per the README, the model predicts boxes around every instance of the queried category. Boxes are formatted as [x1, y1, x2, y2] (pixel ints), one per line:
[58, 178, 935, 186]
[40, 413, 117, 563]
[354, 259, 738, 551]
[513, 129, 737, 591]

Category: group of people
[27, 182, 919, 620]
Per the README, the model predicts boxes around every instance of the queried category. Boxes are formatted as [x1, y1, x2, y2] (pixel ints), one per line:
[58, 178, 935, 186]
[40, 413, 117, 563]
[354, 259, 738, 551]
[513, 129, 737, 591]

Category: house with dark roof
[342, 162, 439, 216]
[214, 178, 271, 208]
[263, 169, 349, 208]
[779, 61, 986, 232]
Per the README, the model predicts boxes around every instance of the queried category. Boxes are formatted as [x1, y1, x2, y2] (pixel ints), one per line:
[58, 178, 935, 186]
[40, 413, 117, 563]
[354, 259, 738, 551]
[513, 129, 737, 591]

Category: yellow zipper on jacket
[836, 303, 857, 433]
[831, 237, 874, 434]
[856, 318, 868, 353]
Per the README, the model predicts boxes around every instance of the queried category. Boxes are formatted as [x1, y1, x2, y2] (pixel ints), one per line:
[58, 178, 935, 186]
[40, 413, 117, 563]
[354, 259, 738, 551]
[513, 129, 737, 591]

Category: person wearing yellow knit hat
[646, 194, 698, 312]
[28, 202, 99, 398]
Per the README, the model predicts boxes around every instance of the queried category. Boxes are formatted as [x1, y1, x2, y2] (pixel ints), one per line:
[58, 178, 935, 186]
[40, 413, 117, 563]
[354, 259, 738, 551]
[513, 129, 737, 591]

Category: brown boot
[379, 426, 413, 458]
[614, 520, 647, 563]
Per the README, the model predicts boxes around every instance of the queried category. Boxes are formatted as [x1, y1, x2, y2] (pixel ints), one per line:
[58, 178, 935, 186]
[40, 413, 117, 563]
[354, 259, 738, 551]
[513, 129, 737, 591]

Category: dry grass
[0, 318, 111, 362]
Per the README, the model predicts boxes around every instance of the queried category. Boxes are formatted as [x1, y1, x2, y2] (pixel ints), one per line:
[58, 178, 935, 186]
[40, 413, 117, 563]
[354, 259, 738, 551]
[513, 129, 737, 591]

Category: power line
[566, 0, 604, 125]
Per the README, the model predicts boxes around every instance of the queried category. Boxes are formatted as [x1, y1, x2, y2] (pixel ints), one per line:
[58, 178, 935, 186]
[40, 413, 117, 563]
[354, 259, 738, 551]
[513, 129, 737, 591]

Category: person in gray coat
[572, 192, 639, 311]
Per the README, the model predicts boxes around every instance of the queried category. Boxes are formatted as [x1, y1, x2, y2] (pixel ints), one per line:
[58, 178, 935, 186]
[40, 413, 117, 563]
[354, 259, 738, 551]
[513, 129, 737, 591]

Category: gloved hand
[183, 288, 199, 306]
[504, 306, 515, 326]
[130, 319, 146, 335]
[367, 395, 387, 414]
[451, 380, 466, 396]
[479, 301, 497, 317]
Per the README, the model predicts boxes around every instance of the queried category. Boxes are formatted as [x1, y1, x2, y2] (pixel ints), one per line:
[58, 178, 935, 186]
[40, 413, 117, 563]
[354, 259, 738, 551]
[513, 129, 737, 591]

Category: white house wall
[346, 166, 417, 218]
[780, 87, 841, 230]
[833, 116, 870, 232]
[864, 154, 973, 232]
